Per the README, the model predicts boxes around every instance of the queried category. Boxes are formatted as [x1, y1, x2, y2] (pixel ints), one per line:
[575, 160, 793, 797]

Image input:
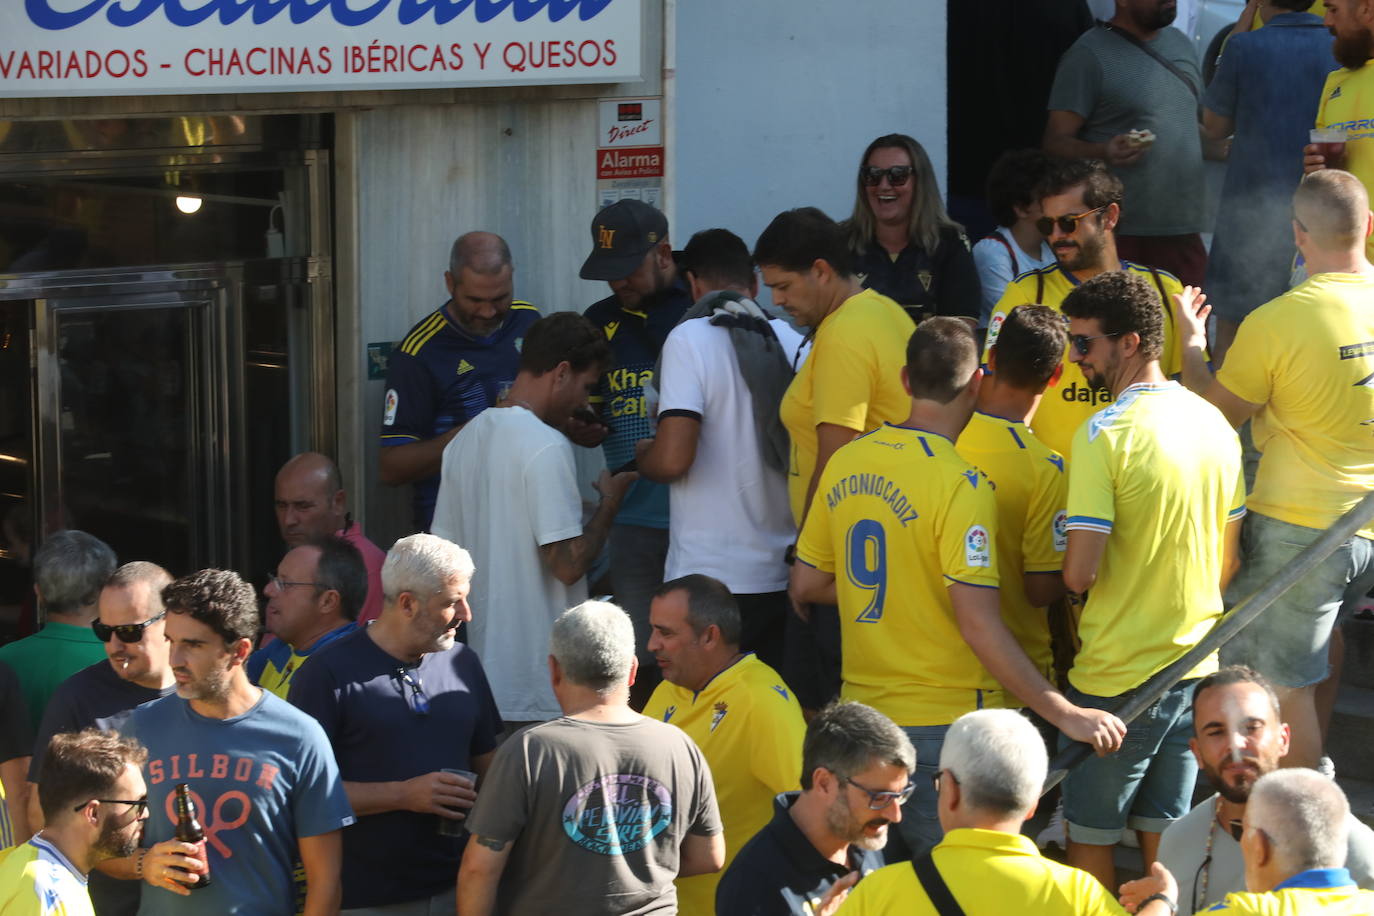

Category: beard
[92, 815, 141, 861]
[1053, 226, 1108, 274]
[1334, 28, 1374, 71]
[824, 793, 891, 852]
[1202, 758, 1263, 805]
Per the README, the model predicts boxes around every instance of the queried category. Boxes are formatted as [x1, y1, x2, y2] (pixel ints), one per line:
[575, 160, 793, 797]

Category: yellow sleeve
[796, 466, 837, 573]
[1065, 425, 1115, 535]
[749, 691, 805, 796]
[1215, 310, 1274, 407]
[1024, 451, 1069, 573]
[1229, 459, 1248, 522]
[1159, 276, 1184, 378]
[982, 282, 1036, 362]
[939, 471, 1000, 589]
[810, 332, 877, 432]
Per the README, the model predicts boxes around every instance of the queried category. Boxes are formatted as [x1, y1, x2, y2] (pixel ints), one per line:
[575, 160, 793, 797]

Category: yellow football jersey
[779, 288, 915, 523]
[1066, 382, 1245, 696]
[796, 424, 1007, 726]
[0, 839, 95, 916]
[983, 263, 1184, 459]
[956, 411, 1067, 680]
[1316, 62, 1374, 262]
[1219, 272, 1374, 541]
[643, 654, 804, 916]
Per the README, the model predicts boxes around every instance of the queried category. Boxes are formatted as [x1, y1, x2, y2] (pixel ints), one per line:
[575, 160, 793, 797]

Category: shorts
[1060, 680, 1196, 845]
[1221, 513, 1374, 688]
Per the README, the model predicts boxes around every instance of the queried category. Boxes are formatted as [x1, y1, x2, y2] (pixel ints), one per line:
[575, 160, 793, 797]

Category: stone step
[1342, 617, 1374, 691]
[1328, 683, 1374, 772]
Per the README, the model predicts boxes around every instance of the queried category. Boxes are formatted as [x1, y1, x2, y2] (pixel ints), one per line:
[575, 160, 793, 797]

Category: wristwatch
[1140, 893, 1177, 915]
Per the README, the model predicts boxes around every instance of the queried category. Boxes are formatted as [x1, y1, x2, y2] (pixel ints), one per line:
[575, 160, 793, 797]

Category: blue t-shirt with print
[286, 627, 502, 909]
[108, 691, 353, 916]
[583, 277, 692, 529]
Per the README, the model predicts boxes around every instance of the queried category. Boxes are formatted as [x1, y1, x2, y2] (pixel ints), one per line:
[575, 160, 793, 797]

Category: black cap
[579, 199, 668, 281]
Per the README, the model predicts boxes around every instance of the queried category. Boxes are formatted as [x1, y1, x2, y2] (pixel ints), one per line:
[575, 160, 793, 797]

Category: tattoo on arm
[475, 835, 508, 852]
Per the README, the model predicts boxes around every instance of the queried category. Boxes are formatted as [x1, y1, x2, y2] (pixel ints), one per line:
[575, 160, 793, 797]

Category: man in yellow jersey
[643, 575, 805, 916]
[1174, 170, 1374, 772]
[0, 661, 31, 849]
[837, 710, 1165, 916]
[1059, 271, 1246, 890]
[1304, 0, 1374, 262]
[754, 207, 915, 714]
[956, 305, 1069, 684]
[1124, 769, 1374, 915]
[248, 538, 365, 700]
[791, 317, 1125, 859]
[983, 158, 1186, 459]
[0, 730, 152, 916]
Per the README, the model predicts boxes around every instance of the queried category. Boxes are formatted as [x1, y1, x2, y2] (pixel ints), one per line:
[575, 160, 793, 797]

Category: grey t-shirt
[1048, 24, 1205, 236]
[465, 715, 722, 915]
[1159, 793, 1374, 910]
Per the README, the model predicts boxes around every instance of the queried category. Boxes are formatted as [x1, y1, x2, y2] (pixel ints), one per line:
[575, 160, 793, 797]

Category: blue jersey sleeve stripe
[943, 575, 997, 589]
[794, 555, 822, 570]
[406, 318, 449, 356]
[1228, 506, 1247, 520]
[1065, 515, 1113, 533]
[510, 302, 539, 312]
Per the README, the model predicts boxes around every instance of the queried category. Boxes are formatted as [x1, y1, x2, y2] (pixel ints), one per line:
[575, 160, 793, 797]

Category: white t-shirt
[656, 313, 804, 594]
[431, 406, 584, 722]
[972, 226, 1057, 327]
[1158, 792, 1374, 911]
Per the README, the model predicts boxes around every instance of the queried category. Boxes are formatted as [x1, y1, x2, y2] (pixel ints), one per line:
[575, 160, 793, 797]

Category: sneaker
[1319, 756, 1337, 779]
[1037, 800, 1066, 850]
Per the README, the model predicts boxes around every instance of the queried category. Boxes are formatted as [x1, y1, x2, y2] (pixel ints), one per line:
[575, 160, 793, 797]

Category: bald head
[1248, 769, 1350, 876]
[1294, 170, 1372, 252]
[449, 231, 513, 278]
[274, 452, 346, 546]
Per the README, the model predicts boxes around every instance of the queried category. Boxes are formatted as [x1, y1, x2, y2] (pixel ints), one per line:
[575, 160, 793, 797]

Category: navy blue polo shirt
[583, 276, 692, 529]
[379, 300, 540, 531]
[286, 627, 502, 909]
[715, 792, 886, 916]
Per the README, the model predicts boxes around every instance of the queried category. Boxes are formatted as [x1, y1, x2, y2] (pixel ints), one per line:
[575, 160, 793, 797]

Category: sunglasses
[1036, 205, 1107, 237]
[394, 666, 430, 716]
[92, 610, 166, 643]
[76, 796, 149, 818]
[846, 776, 915, 810]
[1070, 332, 1121, 356]
[860, 165, 914, 187]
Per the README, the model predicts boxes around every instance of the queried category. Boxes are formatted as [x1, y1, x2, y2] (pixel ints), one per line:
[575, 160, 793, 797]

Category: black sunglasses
[1069, 332, 1121, 356]
[931, 768, 962, 794]
[394, 667, 430, 716]
[92, 610, 167, 643]
[860, 165, 914, 187]
[1036, 205, 1107, 237]
[845, 775, 915, 810]
[76, 796, 149, 818]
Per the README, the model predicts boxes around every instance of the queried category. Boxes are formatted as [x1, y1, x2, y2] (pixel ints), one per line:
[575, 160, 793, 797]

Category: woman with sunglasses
[844, 133, 982, 324]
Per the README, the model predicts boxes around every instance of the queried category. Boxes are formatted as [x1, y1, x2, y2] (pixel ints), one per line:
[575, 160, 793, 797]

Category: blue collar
[1274, 867, 1355, 891]
[883, 422, 954, 444]
[1266, 11, 1326, 28]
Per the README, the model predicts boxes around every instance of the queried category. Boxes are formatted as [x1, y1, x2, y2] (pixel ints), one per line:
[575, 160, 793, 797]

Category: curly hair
[1060, 271, 1163, 361]
[162, 569, 259, 645]
[1038, 158, 1124, 213]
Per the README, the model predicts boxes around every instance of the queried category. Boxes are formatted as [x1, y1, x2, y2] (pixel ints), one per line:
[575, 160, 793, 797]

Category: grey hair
[654, 574, 740, 646]
[1248, 769, 1350, 873]
[106, 561, 173, 595]
[381, 534, 474, 603]
[34, 530, 116, 616]
[549, 600, 635, 693]
[449, 231, 513, 277]
[939, 709, 1047, 816]
[801, 701, 915, 790]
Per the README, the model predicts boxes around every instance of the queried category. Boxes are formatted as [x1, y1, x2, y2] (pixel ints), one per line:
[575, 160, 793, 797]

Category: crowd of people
[1, 0, 1374, 913]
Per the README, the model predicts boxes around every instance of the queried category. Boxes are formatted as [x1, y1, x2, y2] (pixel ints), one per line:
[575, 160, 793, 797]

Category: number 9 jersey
[795, 423, 1008, 727]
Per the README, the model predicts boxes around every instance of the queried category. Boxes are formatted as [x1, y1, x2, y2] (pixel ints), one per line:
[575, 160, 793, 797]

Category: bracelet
[134, 848, 147, 877]
[1140, 893, 1177, 915]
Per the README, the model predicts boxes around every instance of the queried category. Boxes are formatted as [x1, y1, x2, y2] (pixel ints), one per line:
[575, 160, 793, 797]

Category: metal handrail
[1043, 489, 1374, 794]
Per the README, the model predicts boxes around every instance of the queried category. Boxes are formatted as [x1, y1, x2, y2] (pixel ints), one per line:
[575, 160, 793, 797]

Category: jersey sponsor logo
[604, 321, 620, 340]
[1060, 381, 1113, 405]
[961, 469, 981, 489]
[1340, 341, 1374, 360]
[1053, 510, 1068, 552]
[1355, 370, 1374, 389]
[965, 525, 991, 567]
[771, 684, 790, 701]
[662, 705, 676, 722]
[1047, 455, 1065, 474]
[710, 701, 728, 732]
[562, 774, 672, 856]
[1331, 86, 1343, 100]
[514, 336, 524, 352]
[986, 312, 1006, 351]
[457, 359, 475, 375]
[383, 388, 399, 426]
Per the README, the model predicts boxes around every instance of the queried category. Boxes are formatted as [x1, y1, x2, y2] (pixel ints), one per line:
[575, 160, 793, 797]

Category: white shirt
[656, 313, 804, 594]
[972, 226, 1057, 327]
[432, 406, 584, 721]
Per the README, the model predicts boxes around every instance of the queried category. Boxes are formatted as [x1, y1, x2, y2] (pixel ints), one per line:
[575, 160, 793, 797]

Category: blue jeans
[883, 724, 949, 862]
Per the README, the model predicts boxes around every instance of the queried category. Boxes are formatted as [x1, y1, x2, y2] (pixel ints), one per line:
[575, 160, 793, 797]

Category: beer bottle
[173, 784, 211, 889]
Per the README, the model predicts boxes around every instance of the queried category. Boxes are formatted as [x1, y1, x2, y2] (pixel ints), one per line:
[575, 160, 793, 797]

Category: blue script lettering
[26, 0, 612, 30]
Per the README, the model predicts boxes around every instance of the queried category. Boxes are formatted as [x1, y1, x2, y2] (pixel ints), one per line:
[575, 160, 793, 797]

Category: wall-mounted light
[175, 195, 203, 214]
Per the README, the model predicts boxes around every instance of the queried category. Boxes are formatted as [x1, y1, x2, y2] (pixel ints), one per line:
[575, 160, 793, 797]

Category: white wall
[671, 0, 948, 259]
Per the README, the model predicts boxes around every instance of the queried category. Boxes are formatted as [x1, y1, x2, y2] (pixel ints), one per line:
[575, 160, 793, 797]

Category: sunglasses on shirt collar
[91, 610, 166, 643]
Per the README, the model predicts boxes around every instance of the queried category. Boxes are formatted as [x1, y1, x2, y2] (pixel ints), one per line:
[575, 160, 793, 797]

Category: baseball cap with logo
[579, 199, 669, 281]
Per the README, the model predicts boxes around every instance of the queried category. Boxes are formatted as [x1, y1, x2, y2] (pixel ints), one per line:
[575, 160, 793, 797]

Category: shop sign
[0, 0, 641, 97]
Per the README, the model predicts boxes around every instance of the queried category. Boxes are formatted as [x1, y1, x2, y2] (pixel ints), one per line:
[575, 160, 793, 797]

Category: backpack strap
[982, 232, 1019, 277]
[1036, 269, 1046, 304]
[912, 852, 967, 916]
[1147, 266, 1178, 344]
